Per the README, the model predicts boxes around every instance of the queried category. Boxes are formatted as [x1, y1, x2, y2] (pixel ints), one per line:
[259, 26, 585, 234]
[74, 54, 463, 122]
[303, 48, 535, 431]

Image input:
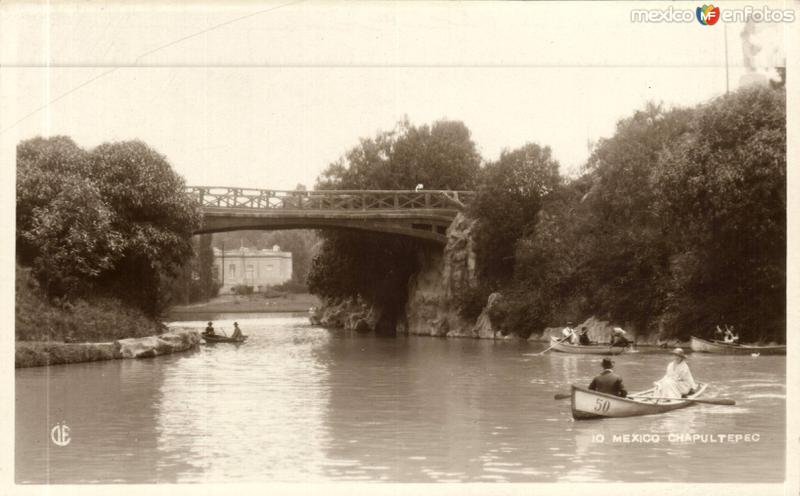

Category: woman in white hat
[653, 348, 698, 399]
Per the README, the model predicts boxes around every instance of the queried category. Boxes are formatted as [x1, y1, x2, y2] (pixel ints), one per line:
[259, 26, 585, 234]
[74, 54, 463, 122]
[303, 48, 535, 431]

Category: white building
[213, 245, 292, 293]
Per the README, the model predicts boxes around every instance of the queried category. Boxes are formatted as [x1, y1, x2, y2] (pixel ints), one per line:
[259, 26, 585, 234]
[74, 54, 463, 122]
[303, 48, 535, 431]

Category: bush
[271, 279, 308, 294]
[262, 287, 286, 299]
[454, 286, 491, 321]
[231, 284, 254, 295]
[15, 266, 161, 342]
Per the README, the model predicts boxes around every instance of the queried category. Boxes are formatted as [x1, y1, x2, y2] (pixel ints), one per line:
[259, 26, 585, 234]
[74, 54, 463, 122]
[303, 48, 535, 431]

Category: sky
[0, 0, 792, 189]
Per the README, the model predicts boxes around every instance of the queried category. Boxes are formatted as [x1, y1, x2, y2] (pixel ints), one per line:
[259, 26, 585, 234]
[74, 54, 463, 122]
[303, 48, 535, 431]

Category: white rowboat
[571, 383, 708, 420]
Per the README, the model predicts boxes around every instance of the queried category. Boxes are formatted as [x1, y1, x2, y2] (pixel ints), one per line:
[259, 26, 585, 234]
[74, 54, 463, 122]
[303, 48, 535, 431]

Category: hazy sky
[0, 1, 791, 189]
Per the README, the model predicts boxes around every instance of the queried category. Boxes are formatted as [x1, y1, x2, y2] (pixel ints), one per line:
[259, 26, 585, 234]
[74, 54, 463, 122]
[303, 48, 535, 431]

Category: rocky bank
[15, 328, 202, 368]
[312, 213, 510, 339]
[530, 316, 687, 346]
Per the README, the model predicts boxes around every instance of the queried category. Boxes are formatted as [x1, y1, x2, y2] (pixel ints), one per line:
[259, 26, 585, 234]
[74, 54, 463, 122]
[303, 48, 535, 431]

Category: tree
[16, 137, 200, 315]
[471, 143, 561, 287]
[653, 86, 786, 340]
[88, 140, 201, 314]
[309, 119, 481, 323]
[570, 103, 693, 331]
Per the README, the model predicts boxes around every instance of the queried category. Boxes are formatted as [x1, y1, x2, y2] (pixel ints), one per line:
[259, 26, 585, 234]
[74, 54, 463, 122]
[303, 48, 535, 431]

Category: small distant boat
[690, 336, 785, 355]
[571, 383, 708, 420]
[549, 336, 628, 355]
[203, 334, 248, 344]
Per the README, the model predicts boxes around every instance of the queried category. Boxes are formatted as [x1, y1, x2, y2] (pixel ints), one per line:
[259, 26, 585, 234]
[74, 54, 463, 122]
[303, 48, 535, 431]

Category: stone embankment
[311, 211, 688, 344]
[15, 328, 202, 368]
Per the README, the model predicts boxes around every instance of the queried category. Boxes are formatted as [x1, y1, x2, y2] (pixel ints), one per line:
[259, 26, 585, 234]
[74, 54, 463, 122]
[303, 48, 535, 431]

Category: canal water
[16, 315, 786, 483]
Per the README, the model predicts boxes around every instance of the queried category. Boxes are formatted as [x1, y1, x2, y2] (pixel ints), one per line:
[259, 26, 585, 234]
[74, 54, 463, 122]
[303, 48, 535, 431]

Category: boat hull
[203, 335, 248, 344]
[571, 383, 708, 420]
[690, 336, 785, 355]
[550, 336, 628, 355]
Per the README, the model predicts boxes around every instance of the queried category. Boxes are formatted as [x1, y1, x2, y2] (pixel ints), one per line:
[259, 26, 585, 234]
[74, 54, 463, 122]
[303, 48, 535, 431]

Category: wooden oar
[553, 392, 735, 405]
[538, 335, 571, 355]
[630, 396, 736, 406]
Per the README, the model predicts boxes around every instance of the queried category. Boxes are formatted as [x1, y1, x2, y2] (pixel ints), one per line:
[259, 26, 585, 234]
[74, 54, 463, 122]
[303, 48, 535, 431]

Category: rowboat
[690, 336, 785, 355]
[549, 336, 628, 355]
[203, 334, 248, 344]
[571, 382, 708, 420]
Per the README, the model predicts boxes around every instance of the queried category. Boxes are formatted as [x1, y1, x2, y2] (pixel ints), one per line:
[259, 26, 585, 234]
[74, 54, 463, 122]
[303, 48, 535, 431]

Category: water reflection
[157, 318, 332, 482]
[16, 316, 786, 483]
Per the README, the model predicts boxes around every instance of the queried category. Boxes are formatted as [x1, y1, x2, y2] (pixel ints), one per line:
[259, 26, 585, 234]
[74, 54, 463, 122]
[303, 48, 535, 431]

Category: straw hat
[671, 347, 687, 359]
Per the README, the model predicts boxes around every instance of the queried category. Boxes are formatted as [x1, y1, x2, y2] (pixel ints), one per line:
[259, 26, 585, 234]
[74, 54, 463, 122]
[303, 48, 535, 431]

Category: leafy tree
[653, 86, 786, 340]
[16, 137, 200, 315]
[569, 103, 692, 331]
[86, 141, 200, 314]
[470, 143, 561, 288]
[309, 119, 481, 323]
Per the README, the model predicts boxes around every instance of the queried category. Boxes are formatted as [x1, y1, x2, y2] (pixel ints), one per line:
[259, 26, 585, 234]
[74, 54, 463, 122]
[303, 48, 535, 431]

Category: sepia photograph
[1, 1, 797, 494]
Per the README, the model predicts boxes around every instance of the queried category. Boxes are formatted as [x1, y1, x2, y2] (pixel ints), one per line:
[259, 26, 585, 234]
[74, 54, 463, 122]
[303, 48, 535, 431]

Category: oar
[538, 335, 570, 355]
[630, 396, 736, 406]
[553, 393, 735, 405]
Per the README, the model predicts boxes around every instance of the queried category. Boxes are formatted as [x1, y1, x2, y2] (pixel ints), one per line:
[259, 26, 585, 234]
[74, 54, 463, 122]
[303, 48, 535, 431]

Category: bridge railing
[185, 187, 475, 211]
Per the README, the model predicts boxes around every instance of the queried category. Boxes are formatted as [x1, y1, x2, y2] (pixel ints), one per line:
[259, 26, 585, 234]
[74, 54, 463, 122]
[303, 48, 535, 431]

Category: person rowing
[231, 322, 243, 341]
[589, 358, 627, 398]
[610, 327, 631, 347]
[561, 322, 578, 345]
[653, 348, 697, 399]
[723, 325, 739, 345]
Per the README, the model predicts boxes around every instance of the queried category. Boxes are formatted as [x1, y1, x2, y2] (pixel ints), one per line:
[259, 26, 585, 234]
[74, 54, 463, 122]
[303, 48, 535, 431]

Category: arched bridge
[186, 187, 475, 244]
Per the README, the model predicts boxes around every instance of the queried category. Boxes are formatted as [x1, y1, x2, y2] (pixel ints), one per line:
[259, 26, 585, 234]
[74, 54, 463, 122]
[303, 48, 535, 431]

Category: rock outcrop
[310, 297, 382, 332]
[529, 316, 685, 346]
[15, 341, 119, 368]
[15, 329, 202, 368]
[405, 213, 484, 337]
[116, 329, 202, 358]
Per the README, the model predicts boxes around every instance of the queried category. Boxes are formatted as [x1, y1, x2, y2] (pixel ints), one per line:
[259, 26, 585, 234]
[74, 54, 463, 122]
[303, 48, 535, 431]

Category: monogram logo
[50, 422, 71, 447]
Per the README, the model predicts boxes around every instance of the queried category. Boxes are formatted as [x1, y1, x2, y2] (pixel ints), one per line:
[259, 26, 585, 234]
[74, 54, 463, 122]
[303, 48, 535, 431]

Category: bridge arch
[187, 187, 475, 244]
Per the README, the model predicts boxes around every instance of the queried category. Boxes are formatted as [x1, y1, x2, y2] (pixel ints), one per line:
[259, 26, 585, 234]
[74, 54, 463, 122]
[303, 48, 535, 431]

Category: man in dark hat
[588, 358, 627, 397]
[231, 321, 243, 340]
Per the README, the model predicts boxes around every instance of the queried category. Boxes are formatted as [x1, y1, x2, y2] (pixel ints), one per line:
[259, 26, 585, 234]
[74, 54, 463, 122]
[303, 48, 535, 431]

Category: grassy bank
[16, 266, 163, 343]
[167, 292, 320, 316]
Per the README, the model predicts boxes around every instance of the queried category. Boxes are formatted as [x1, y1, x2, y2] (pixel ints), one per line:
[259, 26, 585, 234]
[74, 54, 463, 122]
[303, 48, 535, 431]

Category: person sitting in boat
[589, 358, 627, 398]
[610, 327, 631, 347]
[715, 325, 725, 341]
[578, 327, 592, 345]
[723, 326, 739, 345]
[562, 322, 578, 345]
[653, 348, 697, 399]
[203, 322, 216, 337]
[231, 322, 243, 340]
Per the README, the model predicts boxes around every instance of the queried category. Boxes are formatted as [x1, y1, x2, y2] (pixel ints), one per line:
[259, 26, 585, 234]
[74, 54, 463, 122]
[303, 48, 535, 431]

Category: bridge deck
[186, 187, 475, 243]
